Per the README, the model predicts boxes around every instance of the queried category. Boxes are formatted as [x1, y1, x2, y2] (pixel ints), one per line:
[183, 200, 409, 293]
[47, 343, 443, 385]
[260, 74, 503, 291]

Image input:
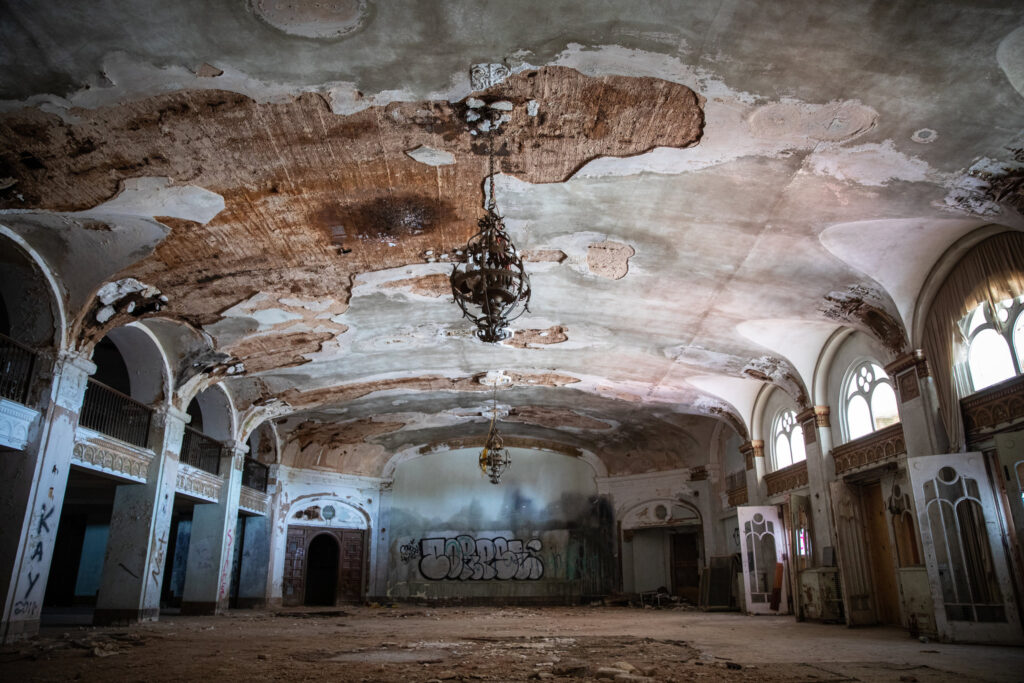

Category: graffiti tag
[417, 535, 544, 581]
[218, 527, 234, 599]
[399, 540, 421, 563]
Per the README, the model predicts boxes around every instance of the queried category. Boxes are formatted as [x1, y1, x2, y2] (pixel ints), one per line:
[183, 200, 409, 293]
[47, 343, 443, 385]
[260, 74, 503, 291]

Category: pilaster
[0, 351, 94, 643]
[181, 440, 244, 614]
[798, 405, 836, 564]
[93, 404, 187, 625]
[885, 350, 948, 457]
[740, 440, 764, 504]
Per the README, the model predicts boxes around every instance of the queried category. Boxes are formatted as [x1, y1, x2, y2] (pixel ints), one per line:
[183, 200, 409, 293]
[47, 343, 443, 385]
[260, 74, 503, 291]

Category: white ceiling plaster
[687, 374, 764, 435]
[736, 318, 840, 397]
[819, 217, 987, 333]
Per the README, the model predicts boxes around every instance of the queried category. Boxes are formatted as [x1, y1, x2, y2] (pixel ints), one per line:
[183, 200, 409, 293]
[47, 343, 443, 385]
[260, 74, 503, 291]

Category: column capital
[152, 403, 190, 430]
[885, 349, 930, 379]
[739, 439, 764, 471]
[57, 349, 97, 376]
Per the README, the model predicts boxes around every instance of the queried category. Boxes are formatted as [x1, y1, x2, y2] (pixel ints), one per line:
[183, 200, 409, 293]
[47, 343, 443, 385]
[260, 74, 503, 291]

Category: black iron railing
[0, 332, 37, 404]
[242, 457, 269, 492]
[180, 426, 222, 475]
[79, 378, 153, 449]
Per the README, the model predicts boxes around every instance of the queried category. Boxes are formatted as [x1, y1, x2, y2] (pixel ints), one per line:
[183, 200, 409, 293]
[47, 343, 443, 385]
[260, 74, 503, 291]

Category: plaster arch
[97, 322, 171, 406]
[619, 498, 701, 531]
[187, 382, 238, 443]
[284, 495, 370, 530]
[0, 225, 67, 352]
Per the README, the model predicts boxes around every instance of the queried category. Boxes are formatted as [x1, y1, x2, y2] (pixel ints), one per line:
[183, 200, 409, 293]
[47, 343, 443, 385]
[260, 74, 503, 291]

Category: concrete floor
[2, 606, 1021, 682]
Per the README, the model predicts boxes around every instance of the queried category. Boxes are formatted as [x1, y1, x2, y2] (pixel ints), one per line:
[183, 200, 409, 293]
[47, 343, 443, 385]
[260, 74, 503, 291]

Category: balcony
[242, 457, 269, 492]
[79, 379, 153, 449]
[0, 332, 37, 405]
[180, 426, 223, 475]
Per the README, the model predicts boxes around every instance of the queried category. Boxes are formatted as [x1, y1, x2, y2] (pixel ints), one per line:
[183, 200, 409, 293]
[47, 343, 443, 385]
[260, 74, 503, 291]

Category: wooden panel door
[737, 506, 789, 615]
[907, 453, 1023, 644]
[670, 531, 700, 603]
[830, 480, 876, 625]
[338, 530, 365, 602]
[862, 481, 901, 624]
[282, 527, 306, 606]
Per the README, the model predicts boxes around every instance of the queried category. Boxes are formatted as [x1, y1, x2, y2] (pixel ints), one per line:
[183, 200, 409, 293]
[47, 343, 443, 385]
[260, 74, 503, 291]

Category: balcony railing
[180, 426, 223, 475]
[0, 332, 37, 404]
[242, 457, 269, 492]
[79, 379, 153, 449]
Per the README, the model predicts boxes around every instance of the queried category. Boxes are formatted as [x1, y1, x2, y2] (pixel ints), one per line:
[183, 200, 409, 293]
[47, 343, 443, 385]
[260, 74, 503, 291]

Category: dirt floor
[1, 606, 1022, 682]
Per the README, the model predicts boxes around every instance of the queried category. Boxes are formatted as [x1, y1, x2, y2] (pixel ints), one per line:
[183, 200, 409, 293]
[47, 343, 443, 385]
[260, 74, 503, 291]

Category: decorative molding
[814, 405, 831, 428]
[239, 486, 271, 515]
[740, 439, 764, 471]
[72, 433, 153, 483]
[897, 370, 920, 402]
[764, 459, 809, 497]
[176, 463, 223, 502]
[689, 465, 708, 481]
[727, 485, 748, 507]
[831, 423, 906, 475]
[961, 373, 1024, 439]
[0, 397, 39, 450]
[885, 349, 927, 377]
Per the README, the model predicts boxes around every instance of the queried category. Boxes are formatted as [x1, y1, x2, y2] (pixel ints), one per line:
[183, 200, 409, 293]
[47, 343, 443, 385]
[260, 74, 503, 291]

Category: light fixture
[478, 372, 511, 484]
[450, 111, 531, 342]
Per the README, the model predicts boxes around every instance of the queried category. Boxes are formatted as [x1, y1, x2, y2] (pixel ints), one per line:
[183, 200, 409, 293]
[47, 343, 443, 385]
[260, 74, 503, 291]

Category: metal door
[737, 506, 789, 615]
[907, 453, 1022, 643]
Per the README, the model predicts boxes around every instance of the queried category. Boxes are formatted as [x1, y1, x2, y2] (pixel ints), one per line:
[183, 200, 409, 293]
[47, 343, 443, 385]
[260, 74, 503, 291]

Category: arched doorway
[304, 534, 340, 606]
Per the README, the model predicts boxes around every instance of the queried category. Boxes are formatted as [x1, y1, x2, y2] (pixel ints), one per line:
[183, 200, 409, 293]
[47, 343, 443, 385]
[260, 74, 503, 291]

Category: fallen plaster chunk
[488, 100, 513, 111]
[405, 145, 456, 167]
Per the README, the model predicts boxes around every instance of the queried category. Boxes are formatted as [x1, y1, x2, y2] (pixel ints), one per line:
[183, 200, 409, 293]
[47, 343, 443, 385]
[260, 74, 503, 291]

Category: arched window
[842, 361, 900, 442]
[771, 409, 805, 470]
[958, 295, 1024, 392]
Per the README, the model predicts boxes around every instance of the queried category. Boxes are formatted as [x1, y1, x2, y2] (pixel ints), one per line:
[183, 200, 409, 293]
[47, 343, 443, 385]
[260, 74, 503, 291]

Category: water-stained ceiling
[1, 0, 1023, 476]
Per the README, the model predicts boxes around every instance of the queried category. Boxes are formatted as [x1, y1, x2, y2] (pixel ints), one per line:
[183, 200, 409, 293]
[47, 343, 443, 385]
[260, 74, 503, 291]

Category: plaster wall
[385, 448, 611, 601]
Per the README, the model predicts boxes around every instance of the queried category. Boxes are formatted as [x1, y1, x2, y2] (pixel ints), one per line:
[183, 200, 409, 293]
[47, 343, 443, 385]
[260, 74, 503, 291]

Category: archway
[304, 534, 340, 606]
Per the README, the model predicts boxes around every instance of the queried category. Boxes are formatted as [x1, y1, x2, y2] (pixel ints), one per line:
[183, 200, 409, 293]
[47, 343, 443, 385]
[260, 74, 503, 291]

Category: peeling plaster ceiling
[2, 0, 1024, 477]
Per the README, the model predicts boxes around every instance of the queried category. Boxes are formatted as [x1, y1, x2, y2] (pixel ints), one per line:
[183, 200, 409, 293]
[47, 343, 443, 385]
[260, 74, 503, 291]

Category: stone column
[740, 440, 765, 505]
[264, 464, 286, 608]
[798, 406, 836, 565]
[181, 440, 244, 614]
[93, 405, 186, 625]
[885, 351, 948, 457]
[369, 478, 394, 601]
[0, 351, 93, 643]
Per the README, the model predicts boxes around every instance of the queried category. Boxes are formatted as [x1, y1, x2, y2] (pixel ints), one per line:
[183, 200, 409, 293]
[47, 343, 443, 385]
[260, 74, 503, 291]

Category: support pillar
[93, 405, 186, 625]
[181, 441, 243, 614]
[369, 478, 394, 601]
[0, 351, 93, 642]
[798, 406, 837, 565]
[740, 440, 765, 505]
[886, 350, 948, 457]
[264, 464, 286, 607]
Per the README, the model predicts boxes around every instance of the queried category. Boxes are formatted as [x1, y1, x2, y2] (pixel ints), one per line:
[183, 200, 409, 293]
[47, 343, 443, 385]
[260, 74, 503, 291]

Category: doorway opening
[304, 534, 340, 606]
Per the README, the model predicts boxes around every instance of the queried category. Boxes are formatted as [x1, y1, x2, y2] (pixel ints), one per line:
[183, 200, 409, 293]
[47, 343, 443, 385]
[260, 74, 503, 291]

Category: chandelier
[450, 119, 531, 342]
[478, 377, 511, 484]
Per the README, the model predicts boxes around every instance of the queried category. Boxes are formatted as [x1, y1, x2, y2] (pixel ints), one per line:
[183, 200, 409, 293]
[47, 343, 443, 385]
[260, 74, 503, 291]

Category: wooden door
[830, 480, 876, 625]
[907, 453, 1023, 644]
[282, 527, 306, 606]
[737, 506, 789, 614]
[338, 529, 365, 601]
[670, 531, 700, 603]
[862, 481, 901, 624]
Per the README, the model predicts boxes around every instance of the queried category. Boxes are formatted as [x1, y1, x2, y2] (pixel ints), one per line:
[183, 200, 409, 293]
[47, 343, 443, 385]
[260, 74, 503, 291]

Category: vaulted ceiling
[2, 1, 1023, 475]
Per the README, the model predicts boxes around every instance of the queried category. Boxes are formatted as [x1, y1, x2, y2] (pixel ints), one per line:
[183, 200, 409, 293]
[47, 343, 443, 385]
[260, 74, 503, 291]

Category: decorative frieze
[0, 397, 38, 450]
[727, 485, 748, 507]
[886, 350, 930, 403]
[689, 465, 708, 481]
[239, 486, 271, 515]
[961, 373, 1024, 438]
[176, 463, 222, 502]
[72, 433, 153, 483]
[831, 423, 906, 475]
[764, 459, 809, 497]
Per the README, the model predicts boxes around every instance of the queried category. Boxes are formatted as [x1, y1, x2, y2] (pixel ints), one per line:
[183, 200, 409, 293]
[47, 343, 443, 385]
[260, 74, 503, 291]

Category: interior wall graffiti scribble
[416, 535, 544, 581]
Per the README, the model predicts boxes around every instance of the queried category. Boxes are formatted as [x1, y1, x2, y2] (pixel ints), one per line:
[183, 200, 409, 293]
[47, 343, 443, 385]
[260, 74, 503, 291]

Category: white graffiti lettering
[417, 535, 544, 581]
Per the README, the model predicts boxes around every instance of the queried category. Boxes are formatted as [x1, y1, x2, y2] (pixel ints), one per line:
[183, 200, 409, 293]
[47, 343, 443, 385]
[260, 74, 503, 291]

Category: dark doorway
[671, 530, 701, 603]
[304, 534, 340, 606]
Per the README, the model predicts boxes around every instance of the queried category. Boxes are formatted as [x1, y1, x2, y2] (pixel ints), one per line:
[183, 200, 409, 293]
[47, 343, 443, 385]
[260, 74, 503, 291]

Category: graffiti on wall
[414, 535, 544, 581]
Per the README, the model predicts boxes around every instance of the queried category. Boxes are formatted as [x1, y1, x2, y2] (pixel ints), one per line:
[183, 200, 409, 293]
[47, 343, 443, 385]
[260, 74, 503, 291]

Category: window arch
[771, 409, 805, 471]
[958, 294, 1024, 393]
[841, 360, 900, 442]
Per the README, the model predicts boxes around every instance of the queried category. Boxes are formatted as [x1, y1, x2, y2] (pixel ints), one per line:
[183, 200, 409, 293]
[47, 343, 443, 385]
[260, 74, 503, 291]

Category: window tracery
[771, 409, 805, 471]
[842, 361, 899, 442]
